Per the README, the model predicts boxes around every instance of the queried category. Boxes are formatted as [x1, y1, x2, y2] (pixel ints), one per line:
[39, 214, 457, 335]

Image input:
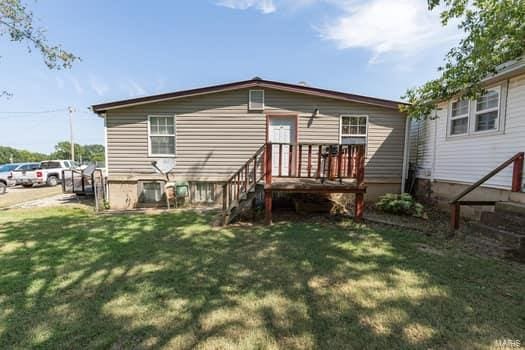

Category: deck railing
[265, 143, 365, 183]
[222, 144, 266, 212]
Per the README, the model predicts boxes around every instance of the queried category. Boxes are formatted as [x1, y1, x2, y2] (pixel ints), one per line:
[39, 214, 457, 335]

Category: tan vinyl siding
[106, 87, 406, 182]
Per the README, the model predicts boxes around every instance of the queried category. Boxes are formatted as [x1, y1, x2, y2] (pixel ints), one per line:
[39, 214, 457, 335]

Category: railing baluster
[298, 144, 302, 177]
[278, 144, 283, 177]
[317, 145, 322, 178]
[253, 158, 257, 186]
[356, 145, 365, 185]
[346, 145, 352, 177]
[327, 146, 333, 180]
[244, 165, 248, 192]
[337, 144, 343, 179]
[307, 145, 312, 177]
[237, 173, 240, 200]
[289, 144, 293, 177]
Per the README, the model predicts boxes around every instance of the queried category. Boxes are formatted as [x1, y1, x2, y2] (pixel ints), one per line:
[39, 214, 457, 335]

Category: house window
[340, 115, 367, 145]
[475, 88, 499, 132]
[139, 181, 164, 203]
[193, 183, 215, 203]
[249, 90, 264, 110]
[148, 115, 175, 156]
[449, 99, 469, 135]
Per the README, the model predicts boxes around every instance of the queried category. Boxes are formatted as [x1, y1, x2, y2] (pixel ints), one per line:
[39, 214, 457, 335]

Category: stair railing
[222, 145, 266, 213]
[450, 152, 524, 230]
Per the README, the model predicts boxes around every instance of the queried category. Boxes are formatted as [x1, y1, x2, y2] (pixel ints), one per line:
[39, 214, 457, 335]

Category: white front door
[269, 117, 295, 176]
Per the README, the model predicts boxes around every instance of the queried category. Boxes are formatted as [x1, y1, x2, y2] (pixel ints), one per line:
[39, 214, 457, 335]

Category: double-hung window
[148, 115, 175, 156]
[475, 88, 500, 132]
[449, 99, 469, 136]
[340, 115, 367, 145]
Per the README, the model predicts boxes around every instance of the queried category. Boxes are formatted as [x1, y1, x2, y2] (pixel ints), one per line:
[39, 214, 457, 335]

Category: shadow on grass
[0, 208, 524, 349]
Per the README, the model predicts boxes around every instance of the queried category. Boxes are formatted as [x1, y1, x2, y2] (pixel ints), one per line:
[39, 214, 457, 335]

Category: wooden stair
[466, 201, 525, 261]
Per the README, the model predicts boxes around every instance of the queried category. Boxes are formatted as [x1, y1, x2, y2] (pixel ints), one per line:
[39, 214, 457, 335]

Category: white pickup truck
[20, 160, 79, 187]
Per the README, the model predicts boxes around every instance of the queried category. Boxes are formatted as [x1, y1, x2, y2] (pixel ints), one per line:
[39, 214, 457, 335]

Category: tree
[50, 141, 105, 163]
[82, 144, 105, 162]
[402, 0, 525, 118]
[0, 146, 47, 163]
[0, 0, 79, 95]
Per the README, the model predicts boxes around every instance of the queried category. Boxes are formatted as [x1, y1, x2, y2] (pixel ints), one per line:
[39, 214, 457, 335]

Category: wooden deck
[266, 177, 366, 193]
[222, 142, 367, 225]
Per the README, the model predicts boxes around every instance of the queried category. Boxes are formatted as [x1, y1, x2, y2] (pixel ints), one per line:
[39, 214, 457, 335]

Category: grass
[0, 186, 61, 208]
[0, 207, 524, 349]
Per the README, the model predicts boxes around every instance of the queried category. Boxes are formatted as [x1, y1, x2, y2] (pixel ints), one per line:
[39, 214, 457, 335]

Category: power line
[0, 108, 68, 114]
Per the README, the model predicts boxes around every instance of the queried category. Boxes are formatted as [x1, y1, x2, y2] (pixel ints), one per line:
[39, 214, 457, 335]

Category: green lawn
[0, 207, 524, 349]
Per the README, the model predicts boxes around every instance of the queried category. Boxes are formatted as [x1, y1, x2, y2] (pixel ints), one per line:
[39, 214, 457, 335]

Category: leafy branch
[0, 0, 79, 70]
[402, 0, 525, 119]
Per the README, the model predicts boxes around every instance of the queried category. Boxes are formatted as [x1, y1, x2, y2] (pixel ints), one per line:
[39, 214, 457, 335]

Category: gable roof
[91, 78, 408, 113]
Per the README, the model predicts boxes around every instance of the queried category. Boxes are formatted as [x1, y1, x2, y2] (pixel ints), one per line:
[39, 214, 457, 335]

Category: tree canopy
[402, 0, 525, 118]
[0, 142, 105, 164]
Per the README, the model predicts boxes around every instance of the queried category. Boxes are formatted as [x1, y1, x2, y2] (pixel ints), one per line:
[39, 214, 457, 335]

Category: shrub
[376, 193, 426, 218]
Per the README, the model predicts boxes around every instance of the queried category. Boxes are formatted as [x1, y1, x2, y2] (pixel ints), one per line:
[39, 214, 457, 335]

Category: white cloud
[68, 75, 84, 95]
[216, 0, 277, 14]
[318, 0, 459, 63]
[89, 76, 109, 96]
[122, 79, 147, 97]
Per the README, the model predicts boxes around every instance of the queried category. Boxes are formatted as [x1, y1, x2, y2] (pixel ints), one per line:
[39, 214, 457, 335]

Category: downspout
[401, 115, 411, 193]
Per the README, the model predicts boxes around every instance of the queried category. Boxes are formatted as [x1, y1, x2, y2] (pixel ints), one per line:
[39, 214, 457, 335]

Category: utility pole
[68, 106, 75, 161]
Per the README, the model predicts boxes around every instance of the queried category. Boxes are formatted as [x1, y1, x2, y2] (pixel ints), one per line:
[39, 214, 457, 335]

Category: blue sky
[0, 0, 459, 154]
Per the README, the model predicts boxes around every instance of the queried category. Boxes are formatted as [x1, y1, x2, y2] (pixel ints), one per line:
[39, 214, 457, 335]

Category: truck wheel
[22, 184, 33, 188]
[0, 183, 6, 195]
[47, 176, 59, 187]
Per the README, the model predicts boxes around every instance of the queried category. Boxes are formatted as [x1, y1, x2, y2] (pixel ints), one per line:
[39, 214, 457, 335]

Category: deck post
[265, 189, 273, 225]
[265, 143, 273, 225]
[354, 192, 364, 222]
[512, 152, 524, 192]
[222, 183, 227, 211]
[450, 203, 460, 230]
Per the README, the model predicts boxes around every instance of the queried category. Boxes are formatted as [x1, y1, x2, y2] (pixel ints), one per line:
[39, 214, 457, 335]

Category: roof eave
[91, 79, 408, 113]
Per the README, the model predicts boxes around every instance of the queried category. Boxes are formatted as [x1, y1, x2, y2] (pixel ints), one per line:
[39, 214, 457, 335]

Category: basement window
[193, 183, 215, 203]
[249, 90, 264, 111]
[138, 181, 164, 203]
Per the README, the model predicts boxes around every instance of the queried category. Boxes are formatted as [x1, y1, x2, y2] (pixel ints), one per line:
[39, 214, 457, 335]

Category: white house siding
[412, 73, 525, 190]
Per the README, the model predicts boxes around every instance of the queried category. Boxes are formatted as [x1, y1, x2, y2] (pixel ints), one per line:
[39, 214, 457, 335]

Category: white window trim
[148, 115, 176, 157]
[249, 90, 265, 111]
[473, 86, 501, 134]
[448, 99, 470, 137]
[339, 115, 368, 140]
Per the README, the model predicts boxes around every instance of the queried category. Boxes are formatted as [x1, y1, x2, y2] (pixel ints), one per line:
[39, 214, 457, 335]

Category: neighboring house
[92, 78, 410, 211]
[410, 59, 525, 217]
